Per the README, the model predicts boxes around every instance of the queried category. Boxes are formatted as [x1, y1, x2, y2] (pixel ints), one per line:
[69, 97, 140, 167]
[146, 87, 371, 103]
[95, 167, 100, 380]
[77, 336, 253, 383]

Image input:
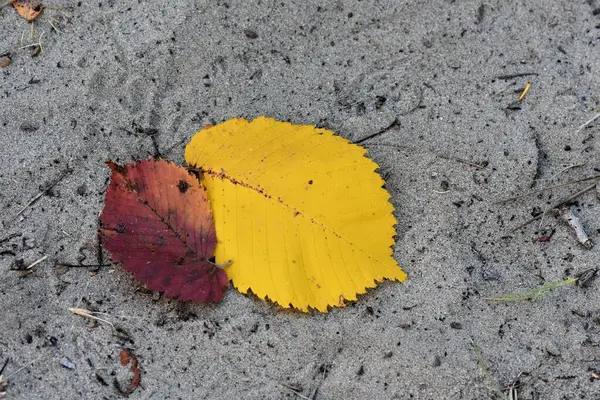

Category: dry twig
[575, 111, 600, 135]
[511, 183, 596, 231]
[11, 167, 72, 221]
[496, 174, 600, 204]
[533, 163, 585, 183]
[437, 154, 488, 169]
[26, 254, 47, 270]
[280, 383, 313, 400]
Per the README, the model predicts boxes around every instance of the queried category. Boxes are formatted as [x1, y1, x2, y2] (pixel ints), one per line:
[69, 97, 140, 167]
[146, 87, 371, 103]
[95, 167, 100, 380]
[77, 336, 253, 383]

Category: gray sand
[2, 1, 600, 399]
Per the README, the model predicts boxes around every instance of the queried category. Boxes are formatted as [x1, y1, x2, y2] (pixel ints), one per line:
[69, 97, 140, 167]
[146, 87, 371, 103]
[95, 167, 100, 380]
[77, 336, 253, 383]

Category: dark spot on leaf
[178, 179, 190, 193]
[116, 224, 126, 234]
[125, 180, 137, 192]
[308, 180, 313, 185]
[135, 182, 148, 193]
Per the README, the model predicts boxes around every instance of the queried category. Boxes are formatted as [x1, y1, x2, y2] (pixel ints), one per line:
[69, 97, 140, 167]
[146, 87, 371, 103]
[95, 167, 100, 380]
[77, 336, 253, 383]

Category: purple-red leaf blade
[100, 159, 228, 302]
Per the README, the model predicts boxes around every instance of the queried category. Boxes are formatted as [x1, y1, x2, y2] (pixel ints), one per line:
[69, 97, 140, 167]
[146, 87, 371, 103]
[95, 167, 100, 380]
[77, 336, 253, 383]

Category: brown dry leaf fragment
[12, 0, 43, 21]
[115, 349, 141, 397]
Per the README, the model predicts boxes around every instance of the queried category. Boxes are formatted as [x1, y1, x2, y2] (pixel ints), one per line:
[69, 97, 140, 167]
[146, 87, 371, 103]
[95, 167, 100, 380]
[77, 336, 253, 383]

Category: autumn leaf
[99, 159, 228, 302]
[12, 0, 43, 22]
[185, 117, 406, 312]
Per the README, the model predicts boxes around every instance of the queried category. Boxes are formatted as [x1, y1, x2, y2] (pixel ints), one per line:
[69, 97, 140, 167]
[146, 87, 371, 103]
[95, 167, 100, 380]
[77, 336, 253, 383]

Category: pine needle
[485, 278, 576, 301]
[575, 111, 600, 134]
[495, 174, 600, 204]
[518, 82, 531, 102]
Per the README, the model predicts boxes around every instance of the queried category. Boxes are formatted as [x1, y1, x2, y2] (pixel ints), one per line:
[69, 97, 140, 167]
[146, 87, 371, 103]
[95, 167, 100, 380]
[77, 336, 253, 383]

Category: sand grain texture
[1, 1, 600, 399]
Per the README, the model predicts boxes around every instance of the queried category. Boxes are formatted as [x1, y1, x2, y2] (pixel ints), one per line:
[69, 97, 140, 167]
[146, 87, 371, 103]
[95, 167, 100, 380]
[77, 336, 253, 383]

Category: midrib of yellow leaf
[203, 167, 397, 269]
[185, 117, 406, 312]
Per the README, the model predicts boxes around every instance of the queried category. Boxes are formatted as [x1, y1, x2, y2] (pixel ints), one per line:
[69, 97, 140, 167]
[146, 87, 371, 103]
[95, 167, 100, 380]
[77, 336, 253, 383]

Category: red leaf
[100, 159, 228, 302]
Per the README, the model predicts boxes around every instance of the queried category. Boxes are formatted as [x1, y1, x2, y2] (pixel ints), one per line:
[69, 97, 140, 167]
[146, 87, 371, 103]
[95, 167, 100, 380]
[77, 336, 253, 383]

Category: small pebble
[450, 322, 463, 330]
[244, 29, 259, 39]
[482, 269, 500, 281]
[60, 357, 75, 369]
[20, 121, 40, 132]
[545, 342, 561, 357]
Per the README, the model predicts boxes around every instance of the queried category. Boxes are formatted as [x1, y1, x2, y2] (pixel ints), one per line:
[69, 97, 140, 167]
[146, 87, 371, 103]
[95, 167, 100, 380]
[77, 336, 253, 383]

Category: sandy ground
[2, 0, 600, 399]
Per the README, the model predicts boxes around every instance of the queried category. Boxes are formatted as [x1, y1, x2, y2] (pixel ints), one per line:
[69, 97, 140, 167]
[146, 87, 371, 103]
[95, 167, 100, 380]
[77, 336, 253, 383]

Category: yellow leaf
[185, 117, 406, 312]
